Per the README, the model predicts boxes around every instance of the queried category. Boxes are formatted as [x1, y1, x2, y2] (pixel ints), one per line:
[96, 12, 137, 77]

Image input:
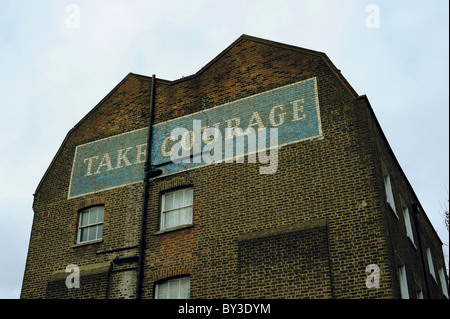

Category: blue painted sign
[68, 77, 322, 198]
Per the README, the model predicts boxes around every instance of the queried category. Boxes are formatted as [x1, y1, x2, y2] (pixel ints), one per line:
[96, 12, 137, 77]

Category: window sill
[72, 239, 103, 248]
[155, 223, 194, 235]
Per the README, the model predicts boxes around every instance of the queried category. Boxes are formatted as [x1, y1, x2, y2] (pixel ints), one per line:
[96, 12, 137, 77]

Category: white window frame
[160, 188, 193, 231]
[401, 203, 416, 248]
[154, 276, 190, 299]
[416, 290, 423, 299]
[426, 248, 437, 282]
[438, 267, 449, 298]
[384, 175, 397, 218]
[77, 206, 104, 244]
[398, 265, 409, 299]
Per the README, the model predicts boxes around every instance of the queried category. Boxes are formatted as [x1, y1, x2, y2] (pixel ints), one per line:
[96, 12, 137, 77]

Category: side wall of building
[359, 96, 449, 299]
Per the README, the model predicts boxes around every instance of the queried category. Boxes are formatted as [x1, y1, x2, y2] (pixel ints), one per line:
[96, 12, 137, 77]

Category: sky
[0, 0, 448, 299]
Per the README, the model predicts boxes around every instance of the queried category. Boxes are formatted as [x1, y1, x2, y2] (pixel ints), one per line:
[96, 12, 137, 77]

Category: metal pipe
[136, 74, 156, 299]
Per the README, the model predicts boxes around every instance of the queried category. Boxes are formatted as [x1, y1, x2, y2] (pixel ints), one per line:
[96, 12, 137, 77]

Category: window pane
[174, 190, 184, 208]
[80, 228, 88, 242]
[97, 224, 103, 239]
[87, 226, 97, 241]
[164, 193, 173, 211]
[184, 188, 193, 206]
[88, 208, 98, 225]
[179, 207, 192, 225]
[97, 207, 104, 223]
[156, 281, 168, 299]
[80, 211, 89, 226]
[168, 279, 180, 299]
[180, 277, 190, 298]
[165, 210, 180, 229]
[156, 277, 190, 299]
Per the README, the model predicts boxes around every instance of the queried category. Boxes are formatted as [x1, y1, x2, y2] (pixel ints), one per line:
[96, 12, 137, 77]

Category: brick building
[21, 35, 448, 299]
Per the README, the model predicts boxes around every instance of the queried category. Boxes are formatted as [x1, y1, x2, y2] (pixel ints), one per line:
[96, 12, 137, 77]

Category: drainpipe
[136, 74, 156, 299]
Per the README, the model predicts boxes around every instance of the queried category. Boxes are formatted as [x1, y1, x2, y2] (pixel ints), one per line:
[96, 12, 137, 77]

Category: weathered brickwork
[21, 35, 448, 299]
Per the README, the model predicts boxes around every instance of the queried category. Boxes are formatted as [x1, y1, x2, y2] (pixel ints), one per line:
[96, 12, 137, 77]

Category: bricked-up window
[154, 276, 190, 299]
[77, 206, 104, 244]
[160, 188, 193, 231]
[426, 248, 437, 282]
[398, 265, 409, 299]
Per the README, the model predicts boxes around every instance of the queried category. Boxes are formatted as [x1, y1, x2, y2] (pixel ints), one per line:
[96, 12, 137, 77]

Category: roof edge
[34, 72, 160, 197]
[168, 34, 358, 99]
[357, 94, 444, 246]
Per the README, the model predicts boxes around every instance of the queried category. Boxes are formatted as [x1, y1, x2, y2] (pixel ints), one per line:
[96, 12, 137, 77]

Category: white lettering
[135, 143, 147, 164]
[161, 136, 172, 157]
[291, 99, 306, 121]
[83, 156, 99, 176]
[247, 111, 265, 130]
[95, 153, 114, 174]
[269, 104, 286, 126]
[116, 147, 132, 168]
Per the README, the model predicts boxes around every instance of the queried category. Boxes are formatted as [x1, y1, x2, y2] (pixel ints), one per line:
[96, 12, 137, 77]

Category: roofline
[34, 72, 162, 196]
[167, 34, 358, 99]
[34, 35, 359, 197]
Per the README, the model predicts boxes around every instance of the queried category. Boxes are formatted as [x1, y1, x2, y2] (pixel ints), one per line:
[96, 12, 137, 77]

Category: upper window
[77, 206, 104, 244]
[384, 174, 397, 216]
[155, 276, 190, 299]
[402, 204, 416, 247]
[426, 247, 437, 282]
[160, 188, 193, 231]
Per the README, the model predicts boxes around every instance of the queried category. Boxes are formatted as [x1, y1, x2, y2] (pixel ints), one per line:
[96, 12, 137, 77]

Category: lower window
[77, 206, 104, 244]
[155, 276, 190, 299]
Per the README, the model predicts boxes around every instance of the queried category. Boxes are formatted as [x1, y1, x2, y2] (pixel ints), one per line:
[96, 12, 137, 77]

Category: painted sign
[68, 77, 322, 199]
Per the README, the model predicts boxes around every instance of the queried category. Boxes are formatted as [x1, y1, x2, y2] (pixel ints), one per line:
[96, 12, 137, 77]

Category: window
[398, 265, 409, 299]
[438, 267, 449, 298]
[77, 206, 104, 244]
[384, 173, 397, 217]
[160, 188, 193, 231]
[402, 206, 416, 247]
[416, 290, 423, 299]
[155, 276, 190, 299]
[426, 248, 437, 281]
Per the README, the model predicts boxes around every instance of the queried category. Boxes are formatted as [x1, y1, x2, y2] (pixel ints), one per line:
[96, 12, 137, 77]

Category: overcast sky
[0, 0, 448, 299]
